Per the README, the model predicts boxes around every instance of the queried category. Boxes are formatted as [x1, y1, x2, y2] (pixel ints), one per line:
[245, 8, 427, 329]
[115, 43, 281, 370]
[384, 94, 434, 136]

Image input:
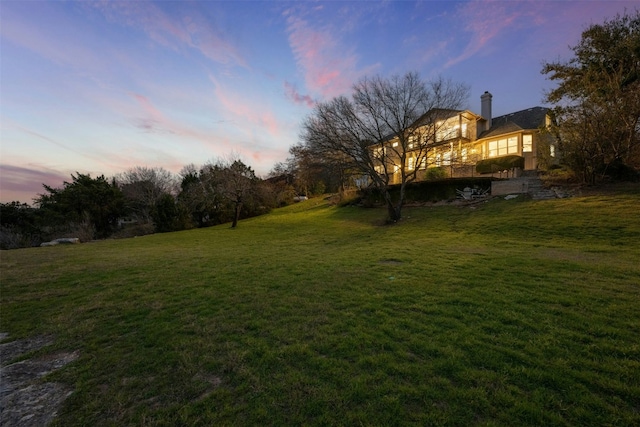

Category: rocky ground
[0, 333, 78, 426]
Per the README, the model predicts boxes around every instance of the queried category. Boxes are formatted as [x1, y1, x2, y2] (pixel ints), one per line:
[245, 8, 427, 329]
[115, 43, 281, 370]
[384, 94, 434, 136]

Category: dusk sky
[1, 0, 636, 204]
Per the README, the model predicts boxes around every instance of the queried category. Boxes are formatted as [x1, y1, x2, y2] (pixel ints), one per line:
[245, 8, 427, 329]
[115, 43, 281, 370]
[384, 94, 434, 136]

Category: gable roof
[479, 106, 548, 139]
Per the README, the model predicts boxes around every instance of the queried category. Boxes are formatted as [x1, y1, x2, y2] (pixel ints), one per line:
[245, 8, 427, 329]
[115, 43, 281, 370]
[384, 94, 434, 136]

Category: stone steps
[491, 174, 557, 199]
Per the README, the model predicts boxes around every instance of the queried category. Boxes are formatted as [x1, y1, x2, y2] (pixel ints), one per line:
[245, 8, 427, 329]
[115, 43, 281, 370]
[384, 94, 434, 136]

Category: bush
[424, 167, 447, 180]
[476, 155, 525, 174]
[0, 226, 41, 249]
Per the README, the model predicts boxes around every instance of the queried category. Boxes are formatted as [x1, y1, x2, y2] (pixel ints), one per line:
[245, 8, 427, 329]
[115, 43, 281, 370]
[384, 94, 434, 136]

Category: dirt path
[0, 333, 78, 426]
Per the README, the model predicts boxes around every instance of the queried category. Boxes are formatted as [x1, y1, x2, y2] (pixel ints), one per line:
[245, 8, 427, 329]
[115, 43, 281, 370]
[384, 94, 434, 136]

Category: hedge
[476, 155, 524, 174]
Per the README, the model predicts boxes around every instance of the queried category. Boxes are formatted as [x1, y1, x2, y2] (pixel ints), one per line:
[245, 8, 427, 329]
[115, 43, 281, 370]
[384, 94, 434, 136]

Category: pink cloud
[284, 81, 315, 107]
[91, 1, 247, 67]
[284, 11, 370, 99]
[209, 75, 284, 139]
[129, 93, 176, 134]
[444, 0, 523, 68]
[0, 163, 71, 204]
[0, 8, 105, 72]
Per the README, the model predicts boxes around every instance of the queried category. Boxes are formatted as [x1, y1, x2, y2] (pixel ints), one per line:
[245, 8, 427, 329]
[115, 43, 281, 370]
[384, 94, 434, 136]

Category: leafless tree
[117, 166, 178, 222]
[302, 72, 468, 221]
[205, 155, 259, 228]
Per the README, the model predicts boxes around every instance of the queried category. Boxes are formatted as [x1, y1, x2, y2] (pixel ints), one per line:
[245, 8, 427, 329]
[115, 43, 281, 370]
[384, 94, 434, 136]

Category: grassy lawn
[2, 187, 639, 426]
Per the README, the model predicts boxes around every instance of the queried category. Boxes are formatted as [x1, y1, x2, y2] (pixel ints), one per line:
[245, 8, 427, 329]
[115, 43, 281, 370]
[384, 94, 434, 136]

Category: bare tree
[117, 166, 178, 222]
[204, 156, 259, 228]
[302, 72, 468, 221]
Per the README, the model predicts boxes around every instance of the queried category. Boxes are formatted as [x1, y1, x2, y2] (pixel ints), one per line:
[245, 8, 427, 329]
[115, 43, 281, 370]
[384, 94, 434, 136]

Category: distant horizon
[2, 1, 636, 204]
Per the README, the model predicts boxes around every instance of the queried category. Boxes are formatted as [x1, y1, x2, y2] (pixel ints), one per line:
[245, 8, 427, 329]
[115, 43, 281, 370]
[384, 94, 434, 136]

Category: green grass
[2, 189, 640, 426]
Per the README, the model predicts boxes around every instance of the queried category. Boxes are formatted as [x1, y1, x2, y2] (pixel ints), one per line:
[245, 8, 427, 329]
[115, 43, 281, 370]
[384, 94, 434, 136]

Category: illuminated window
[419, 157, 426, 169]
[392, 141, 399, 147]
[435, 153, 442, 167]
[523, 135, 532, 152]
[498, 139, 508, 156]
[550, 145, 556, 157]
[375, 165, 384, 174]
[407, 156, 414, 170]
[461, 148, 468, 162]
[489, 141, 498, 157]
[489, 137, 519, 157]
[437, 125, 459, 141]
[443, 151, 452, 165]
[393, 164, 400, 173]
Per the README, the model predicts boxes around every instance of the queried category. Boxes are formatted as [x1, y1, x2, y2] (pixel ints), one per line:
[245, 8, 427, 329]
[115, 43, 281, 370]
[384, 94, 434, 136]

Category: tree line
[0, 157, 318, 249]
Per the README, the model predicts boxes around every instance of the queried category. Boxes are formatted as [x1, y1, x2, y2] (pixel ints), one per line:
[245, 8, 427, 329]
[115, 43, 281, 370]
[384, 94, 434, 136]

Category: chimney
[481, 91, 492, 130]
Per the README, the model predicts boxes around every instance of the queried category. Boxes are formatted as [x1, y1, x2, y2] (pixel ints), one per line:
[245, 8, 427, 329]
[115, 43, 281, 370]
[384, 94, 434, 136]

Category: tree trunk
[383, 189, 401, 223]
[231, 201, 241, 228]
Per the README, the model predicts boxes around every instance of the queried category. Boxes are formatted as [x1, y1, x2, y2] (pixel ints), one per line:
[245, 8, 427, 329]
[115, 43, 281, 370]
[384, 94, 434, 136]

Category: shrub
[476, 155, 525, 174]
[424, 167, 447, 180]
[0, 226, 41, 249]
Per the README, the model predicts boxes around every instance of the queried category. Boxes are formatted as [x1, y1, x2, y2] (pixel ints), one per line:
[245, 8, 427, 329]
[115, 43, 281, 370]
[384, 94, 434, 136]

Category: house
[473, 92, 556, 173]
[375, 91, 558, 183]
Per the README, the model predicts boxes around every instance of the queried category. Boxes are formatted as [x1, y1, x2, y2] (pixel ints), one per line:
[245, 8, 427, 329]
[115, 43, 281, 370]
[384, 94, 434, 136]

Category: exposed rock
[40, 238, 80, 247]
[0, 334, 78, 427]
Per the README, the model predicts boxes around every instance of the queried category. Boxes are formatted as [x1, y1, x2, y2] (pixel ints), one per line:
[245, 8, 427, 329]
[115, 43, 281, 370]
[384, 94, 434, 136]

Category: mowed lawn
[2, 187, 639, 426]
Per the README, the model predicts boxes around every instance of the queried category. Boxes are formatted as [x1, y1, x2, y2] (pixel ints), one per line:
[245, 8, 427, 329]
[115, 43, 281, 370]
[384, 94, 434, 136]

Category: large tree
[117, 166, 177, 224]
[542, 11, 640, 183]
[213, 159, 260, 228]
[36, 173, 125, 239]
[301, 72, 468, 221]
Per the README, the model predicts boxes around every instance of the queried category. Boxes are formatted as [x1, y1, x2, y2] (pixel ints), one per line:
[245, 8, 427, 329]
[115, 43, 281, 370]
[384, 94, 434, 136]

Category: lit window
[393, 164, 400, 173]
[489, 141, 498, 157]
[407, 156, 414, 170]
[489, 137, 518, 157]
[498, 139, 508, 156]
[435, 153, 442, 167]
[392, 141, 399, 147]
[420, 157, 426, 169]
[523, 135, 533, 152]
[443, 151, 452, 166]
[461, 148, 468, 162]
[550, 145, 556, 157]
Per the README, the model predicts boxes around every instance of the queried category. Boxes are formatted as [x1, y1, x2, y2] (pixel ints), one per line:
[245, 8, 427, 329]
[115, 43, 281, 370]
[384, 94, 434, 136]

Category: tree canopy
[36, 173, 126, 239]
[542, 11, 640, 183]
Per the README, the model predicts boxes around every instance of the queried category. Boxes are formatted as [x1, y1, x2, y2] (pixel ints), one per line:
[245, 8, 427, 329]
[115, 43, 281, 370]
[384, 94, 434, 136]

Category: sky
[1, 0, 636, 204]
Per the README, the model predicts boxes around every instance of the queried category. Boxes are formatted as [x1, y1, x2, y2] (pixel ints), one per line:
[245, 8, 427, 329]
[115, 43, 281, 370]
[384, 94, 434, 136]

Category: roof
[479, 106, 548, 139]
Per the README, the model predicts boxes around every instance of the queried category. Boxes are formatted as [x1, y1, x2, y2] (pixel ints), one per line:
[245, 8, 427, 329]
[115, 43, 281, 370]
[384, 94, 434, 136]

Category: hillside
[1, 187, 639, 426]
